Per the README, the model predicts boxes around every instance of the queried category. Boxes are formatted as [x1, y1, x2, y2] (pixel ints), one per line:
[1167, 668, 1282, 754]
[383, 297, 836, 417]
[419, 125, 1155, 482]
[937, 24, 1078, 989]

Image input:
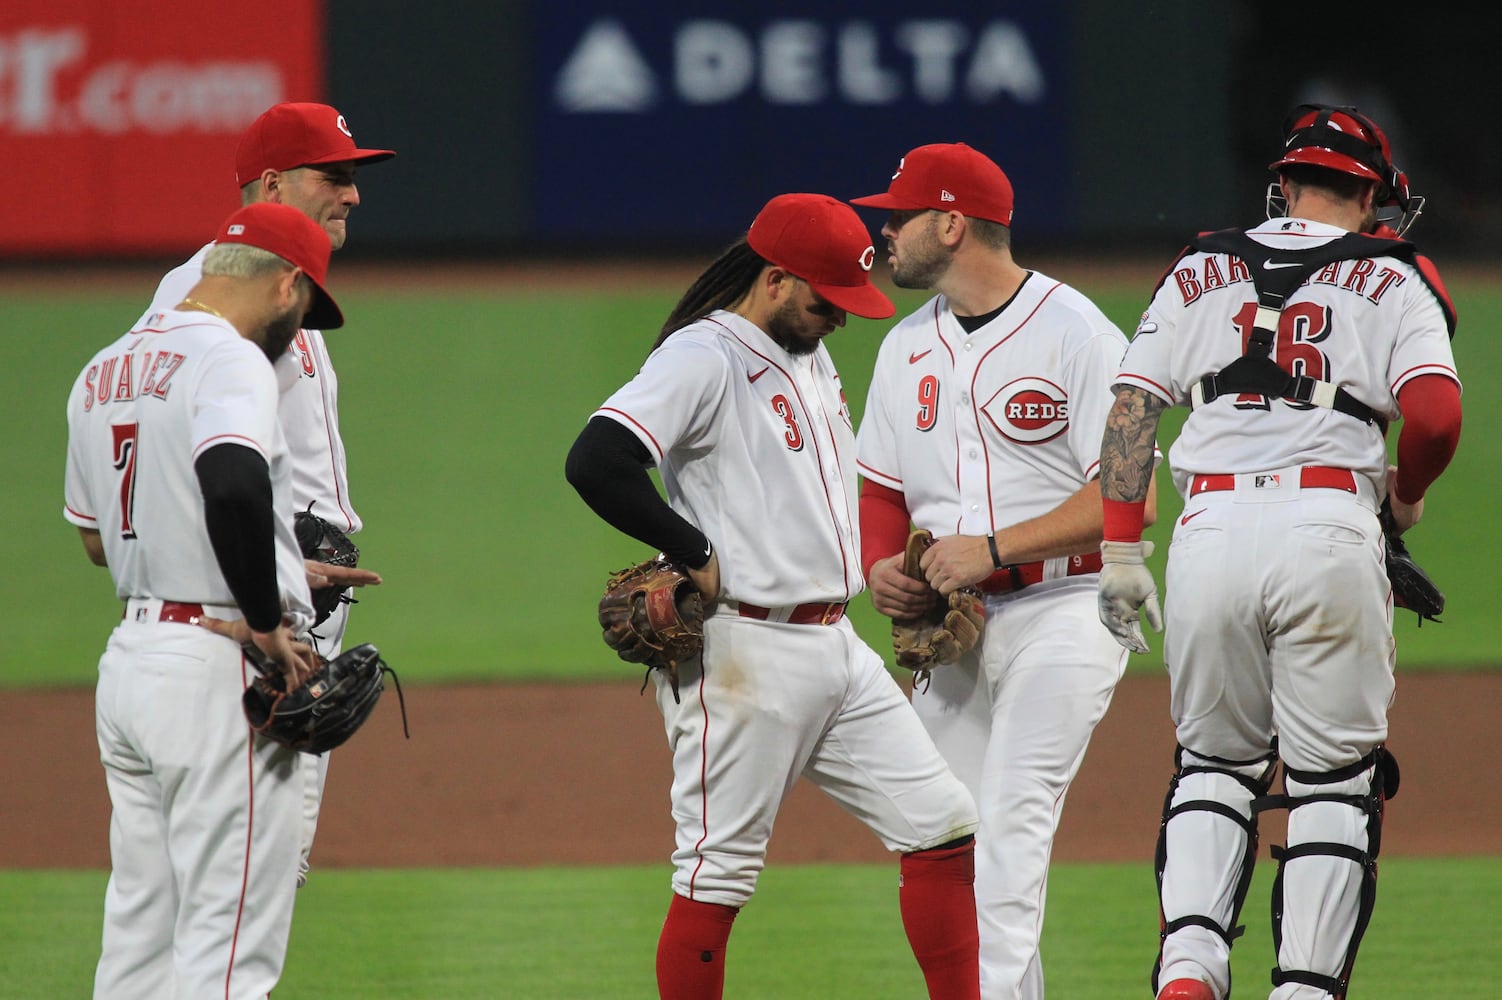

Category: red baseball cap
[746, 193, 894, 320]
[235, 102, 396, 186]
[215, 202, 344, 329]
[851, 143, 1014, 226]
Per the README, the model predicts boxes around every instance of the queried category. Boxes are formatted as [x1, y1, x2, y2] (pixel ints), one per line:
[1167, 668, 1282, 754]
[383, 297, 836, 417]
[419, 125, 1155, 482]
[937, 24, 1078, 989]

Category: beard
[891, 224, 952, 290]
[765, 298, 823, 356]
[259, 304, 304, 363]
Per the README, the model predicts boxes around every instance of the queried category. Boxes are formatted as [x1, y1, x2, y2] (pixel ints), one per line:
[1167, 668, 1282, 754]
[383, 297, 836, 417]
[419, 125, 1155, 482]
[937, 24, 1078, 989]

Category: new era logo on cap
[227, 224, 245, 235]
[851, 142, 1015, 226]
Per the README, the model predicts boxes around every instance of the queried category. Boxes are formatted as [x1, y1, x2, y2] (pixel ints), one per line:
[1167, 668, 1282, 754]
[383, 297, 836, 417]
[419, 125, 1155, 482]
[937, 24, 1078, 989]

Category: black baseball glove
[242, 643, 408, 755]
[295, 507, 360, 628]
[1380, 498, 1445, 625]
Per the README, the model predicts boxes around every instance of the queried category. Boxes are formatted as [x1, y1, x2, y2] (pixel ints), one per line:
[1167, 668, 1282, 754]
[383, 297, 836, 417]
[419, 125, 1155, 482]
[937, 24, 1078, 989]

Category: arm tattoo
[1100, 386, 1167, 502]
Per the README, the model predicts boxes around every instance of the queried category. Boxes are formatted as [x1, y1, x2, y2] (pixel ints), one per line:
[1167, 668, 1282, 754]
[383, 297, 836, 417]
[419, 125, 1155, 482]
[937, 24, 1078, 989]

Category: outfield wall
[3, 2, 1496, 259]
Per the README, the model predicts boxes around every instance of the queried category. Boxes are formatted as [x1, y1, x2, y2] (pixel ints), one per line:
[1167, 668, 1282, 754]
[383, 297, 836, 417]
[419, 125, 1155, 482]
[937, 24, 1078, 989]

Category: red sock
[899, 839, 980, 1000]
[655, 893, 738, 1000]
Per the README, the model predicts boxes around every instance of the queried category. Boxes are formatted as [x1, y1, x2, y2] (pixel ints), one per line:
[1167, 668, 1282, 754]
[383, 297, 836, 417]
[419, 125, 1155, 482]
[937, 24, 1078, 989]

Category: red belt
[121, 601, 206, 624]
[975, 553, 1104, 595]
[737, 601, 848, 626]
[1188, 465, 1358, 497]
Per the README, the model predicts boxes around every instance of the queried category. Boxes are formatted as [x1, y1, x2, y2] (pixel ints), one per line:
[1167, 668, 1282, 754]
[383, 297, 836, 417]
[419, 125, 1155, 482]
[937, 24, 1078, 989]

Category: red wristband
[1102, 498, 1146, 543]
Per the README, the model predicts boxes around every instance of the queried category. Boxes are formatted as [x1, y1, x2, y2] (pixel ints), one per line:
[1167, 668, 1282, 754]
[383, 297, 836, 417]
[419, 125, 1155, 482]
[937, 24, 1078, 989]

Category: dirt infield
[4, 671, 1496, 870]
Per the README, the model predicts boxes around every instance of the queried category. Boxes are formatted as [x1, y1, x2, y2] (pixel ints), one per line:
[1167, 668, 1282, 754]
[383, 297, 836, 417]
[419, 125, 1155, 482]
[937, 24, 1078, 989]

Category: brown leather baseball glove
[598, 556, 704, 702]
[891, 529, 985, 677]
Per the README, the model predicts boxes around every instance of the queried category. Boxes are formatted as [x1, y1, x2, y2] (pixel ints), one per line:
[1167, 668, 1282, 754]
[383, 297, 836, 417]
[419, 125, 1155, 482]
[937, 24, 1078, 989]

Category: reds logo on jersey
[983, 377, 1069, 444]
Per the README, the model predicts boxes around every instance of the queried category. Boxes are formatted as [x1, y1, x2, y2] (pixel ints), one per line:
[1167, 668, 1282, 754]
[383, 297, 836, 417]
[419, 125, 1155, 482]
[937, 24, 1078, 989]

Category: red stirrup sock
[899, 838, 980, 1000]
[655, 893, 738, 1000]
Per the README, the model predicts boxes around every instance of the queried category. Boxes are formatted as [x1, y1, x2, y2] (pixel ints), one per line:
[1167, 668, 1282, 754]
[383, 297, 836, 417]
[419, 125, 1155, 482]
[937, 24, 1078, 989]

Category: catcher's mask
[1265, 103, 1424, 236]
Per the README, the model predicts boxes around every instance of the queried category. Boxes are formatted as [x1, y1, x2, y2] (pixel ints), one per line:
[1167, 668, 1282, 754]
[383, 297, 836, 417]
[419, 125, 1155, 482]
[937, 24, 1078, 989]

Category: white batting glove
[1098, 540, 1163, 654]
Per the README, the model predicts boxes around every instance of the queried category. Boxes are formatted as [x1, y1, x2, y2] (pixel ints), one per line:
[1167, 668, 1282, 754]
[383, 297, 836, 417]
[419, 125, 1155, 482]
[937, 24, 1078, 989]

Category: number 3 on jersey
[771, 394, 804, 450]
[111, 422, 139, 539]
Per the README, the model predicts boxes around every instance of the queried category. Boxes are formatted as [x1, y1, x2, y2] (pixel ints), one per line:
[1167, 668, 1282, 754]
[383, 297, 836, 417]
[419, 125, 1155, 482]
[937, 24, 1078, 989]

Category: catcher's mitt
[1380, 498, 1445, 625]
[891, 529, 985, 678]
[295, 507, 360, 628]
[598, 557, 704, 703]
[242, 642, 408, 755]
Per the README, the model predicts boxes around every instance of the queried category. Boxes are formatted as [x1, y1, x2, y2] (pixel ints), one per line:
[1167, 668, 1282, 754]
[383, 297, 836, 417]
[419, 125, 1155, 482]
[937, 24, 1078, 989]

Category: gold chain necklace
[179, 298, 226, 319]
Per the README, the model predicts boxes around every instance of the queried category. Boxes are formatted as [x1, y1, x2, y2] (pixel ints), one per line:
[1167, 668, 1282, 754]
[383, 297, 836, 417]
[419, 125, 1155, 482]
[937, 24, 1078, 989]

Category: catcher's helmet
[1267, 103, 1423, 235]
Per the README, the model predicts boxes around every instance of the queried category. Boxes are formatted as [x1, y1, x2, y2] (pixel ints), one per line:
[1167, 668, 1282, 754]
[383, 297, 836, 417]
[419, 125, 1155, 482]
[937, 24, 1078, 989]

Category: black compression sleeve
[564, 415, 713, 569]
[194, 443, 283, 632]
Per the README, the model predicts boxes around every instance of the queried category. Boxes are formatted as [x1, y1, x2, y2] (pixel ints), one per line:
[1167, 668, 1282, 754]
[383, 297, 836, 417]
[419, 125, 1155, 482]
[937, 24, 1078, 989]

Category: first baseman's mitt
[1379, 498, 1445, 624]
[598, 557, 704, 703]
[242, 642, 408, 755]
[891, 529, 985, 678]
[295, 506, 360, 628]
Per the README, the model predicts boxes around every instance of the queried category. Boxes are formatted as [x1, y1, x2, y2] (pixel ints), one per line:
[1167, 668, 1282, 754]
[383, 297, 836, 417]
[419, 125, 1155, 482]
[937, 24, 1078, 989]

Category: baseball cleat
[1157, 979, 1214, 1000]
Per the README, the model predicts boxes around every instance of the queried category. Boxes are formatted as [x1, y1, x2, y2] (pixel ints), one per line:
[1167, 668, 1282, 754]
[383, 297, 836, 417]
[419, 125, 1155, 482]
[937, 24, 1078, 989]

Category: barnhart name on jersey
[1168, 255, 1407, 308]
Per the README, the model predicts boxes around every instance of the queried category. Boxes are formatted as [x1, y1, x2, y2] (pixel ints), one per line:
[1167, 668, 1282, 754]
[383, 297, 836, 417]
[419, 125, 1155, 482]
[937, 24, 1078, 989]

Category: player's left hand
[921, 535, 994, 595]
[868, 551, 938, 618]
[1097, 540, 1162, 654]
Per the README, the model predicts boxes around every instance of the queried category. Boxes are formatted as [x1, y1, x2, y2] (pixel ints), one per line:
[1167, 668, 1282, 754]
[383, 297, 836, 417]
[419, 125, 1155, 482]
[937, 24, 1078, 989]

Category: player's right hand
[305, 560, 383, 592]
[1097, 540, 1163, 654]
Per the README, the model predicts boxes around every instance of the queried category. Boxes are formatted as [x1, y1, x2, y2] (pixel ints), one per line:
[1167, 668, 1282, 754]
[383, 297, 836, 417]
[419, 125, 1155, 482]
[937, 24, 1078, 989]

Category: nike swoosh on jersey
[1180, 509, 1207, 526]
[748, 366, 770, 382]
[1262, 259, 1303, 269]
[908, 349, 932, 364]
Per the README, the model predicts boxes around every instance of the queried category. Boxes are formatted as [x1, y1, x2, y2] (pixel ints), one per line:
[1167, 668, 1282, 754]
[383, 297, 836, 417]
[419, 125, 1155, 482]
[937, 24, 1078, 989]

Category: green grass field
[4, 263, 1496, 999]
[5, 266, 1498, 687]
[5, 859, 1499, 998]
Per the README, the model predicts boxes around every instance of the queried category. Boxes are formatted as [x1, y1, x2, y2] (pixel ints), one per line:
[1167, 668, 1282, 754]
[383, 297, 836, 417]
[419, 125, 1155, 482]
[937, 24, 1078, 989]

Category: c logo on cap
[891, 156, 906, 180]
[336, 115, 353, 138]
[859, 245, 876, 271]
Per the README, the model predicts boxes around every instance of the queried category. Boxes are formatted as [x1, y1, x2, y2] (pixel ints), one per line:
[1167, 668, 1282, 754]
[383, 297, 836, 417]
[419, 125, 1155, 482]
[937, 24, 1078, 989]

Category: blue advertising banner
[530, 3, 1071, 243]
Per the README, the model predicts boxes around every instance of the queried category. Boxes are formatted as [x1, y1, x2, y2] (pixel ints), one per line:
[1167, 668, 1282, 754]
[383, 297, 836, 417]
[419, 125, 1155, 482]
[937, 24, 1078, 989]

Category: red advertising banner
[0, 1, 324, 256]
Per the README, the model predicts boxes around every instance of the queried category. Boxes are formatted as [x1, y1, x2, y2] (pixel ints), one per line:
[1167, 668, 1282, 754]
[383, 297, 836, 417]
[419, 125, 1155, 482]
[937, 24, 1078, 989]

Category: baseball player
[1096, 105, 1462, 1000]
[144, 101, 394, 888]
[566, 193, 983, 1000]
[65, 202, 344, 999]
[850, 142, 1157, 1000]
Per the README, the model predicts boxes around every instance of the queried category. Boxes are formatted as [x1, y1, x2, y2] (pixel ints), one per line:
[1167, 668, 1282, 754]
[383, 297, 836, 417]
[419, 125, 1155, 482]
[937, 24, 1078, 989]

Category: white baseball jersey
[593, 309, 977, 913]
[1116, 218, 1461, 497]
[857, 273, 1130, 535]
[596, 310, 863, 608]
[64, 309, 313, 620]
[148, 244, 362, 532]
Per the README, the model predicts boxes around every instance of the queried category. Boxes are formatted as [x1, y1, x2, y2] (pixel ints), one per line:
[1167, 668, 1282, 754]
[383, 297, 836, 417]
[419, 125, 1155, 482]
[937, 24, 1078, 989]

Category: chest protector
[1186, 229, 1427, 424]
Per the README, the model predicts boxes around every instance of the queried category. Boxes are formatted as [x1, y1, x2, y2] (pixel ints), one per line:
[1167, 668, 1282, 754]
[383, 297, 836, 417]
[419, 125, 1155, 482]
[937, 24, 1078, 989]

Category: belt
[975, 552, 1104, 595]
[736, 601, 848, 626]
[121, 599, 235, 625]
[1188, 465, 1358, 497]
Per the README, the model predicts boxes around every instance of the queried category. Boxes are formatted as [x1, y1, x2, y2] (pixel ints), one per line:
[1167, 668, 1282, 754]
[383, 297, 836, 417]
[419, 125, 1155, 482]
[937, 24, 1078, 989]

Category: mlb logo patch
[1254, 474, 1282, 489]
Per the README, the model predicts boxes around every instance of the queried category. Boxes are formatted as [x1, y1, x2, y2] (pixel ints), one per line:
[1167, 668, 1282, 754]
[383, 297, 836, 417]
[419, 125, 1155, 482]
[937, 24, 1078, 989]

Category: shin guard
[1153, 745, 1278, 998]
[1259, 746, 1399, 999]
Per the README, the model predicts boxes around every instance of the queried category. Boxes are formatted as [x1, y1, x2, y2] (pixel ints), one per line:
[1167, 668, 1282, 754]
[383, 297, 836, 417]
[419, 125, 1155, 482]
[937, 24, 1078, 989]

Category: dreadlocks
[652, 239, 769, 353]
